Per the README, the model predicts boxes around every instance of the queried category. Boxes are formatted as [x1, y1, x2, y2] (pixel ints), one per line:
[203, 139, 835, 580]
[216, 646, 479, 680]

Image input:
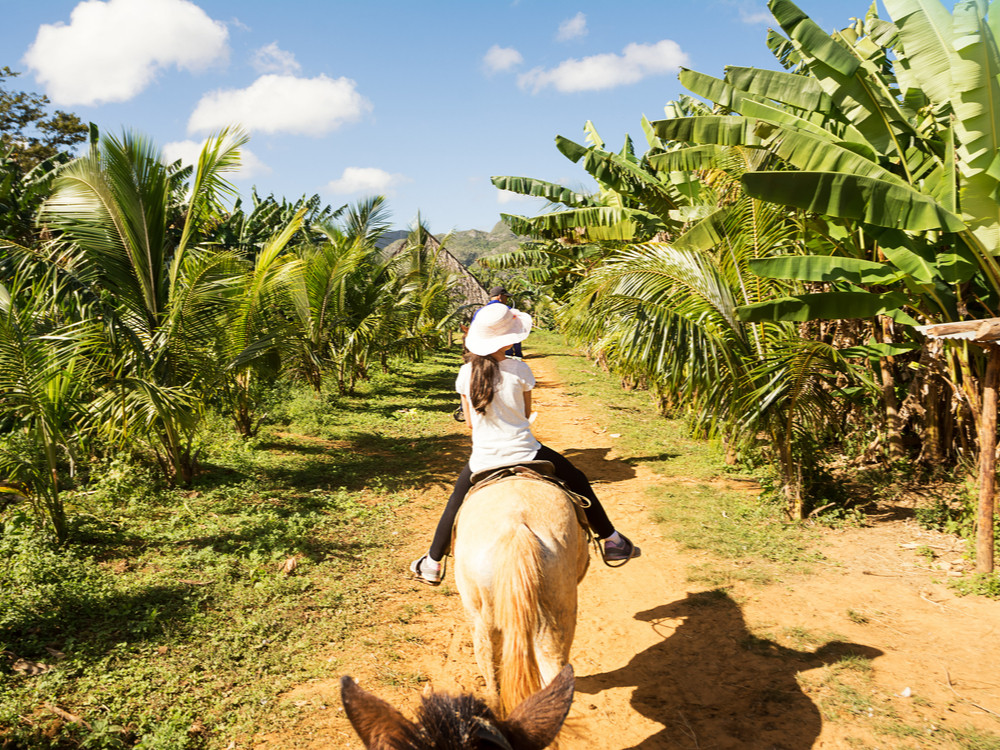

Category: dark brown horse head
[341, 664, 574, 749]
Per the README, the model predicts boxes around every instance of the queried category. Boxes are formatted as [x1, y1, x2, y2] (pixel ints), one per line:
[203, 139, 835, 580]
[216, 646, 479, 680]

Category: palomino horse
[341, 664, 574, 749]
[453, 465, 590, 717]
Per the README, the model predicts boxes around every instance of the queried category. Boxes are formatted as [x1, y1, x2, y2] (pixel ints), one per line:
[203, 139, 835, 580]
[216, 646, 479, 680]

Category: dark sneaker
[604, 534, 641, 563]
[410, 555, 444, 585]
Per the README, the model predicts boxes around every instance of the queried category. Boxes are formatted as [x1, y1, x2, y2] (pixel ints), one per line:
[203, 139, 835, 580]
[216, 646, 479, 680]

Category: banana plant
[491, 122, 681, 242]
[557, 145, 874, 514]
[649, 0, 1000, 481]
[654, 0, 1000, 324]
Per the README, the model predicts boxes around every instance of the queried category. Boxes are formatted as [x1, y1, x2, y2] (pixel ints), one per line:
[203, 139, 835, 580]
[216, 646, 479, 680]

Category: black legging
[428, 443, 615, 560]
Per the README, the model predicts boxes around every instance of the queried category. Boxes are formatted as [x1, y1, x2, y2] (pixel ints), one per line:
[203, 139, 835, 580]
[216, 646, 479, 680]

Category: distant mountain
[380, 222, 526, 268]
[442, 222, 524, 266]
[374, 230, 410, 250]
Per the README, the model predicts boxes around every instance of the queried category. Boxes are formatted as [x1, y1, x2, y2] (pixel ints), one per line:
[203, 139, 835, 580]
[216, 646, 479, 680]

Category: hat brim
[465, 309, 532, 356]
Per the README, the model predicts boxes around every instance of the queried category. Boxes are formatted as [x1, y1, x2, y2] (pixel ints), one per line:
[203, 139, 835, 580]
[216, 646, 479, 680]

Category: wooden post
[977, 345, 1000, 574]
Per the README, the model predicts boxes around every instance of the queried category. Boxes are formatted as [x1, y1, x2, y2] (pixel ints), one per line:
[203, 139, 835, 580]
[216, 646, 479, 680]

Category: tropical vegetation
[490, 0, 1000, 544]
[0, 119, 470, 543]
[6, 0, 1000, 743]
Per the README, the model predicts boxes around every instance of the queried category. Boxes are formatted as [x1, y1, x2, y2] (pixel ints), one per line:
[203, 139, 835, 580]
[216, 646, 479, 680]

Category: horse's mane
[341, 664, 574, 749]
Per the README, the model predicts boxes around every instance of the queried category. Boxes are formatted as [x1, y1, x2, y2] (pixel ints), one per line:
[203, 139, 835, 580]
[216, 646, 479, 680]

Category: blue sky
[5, 0, 863, 233]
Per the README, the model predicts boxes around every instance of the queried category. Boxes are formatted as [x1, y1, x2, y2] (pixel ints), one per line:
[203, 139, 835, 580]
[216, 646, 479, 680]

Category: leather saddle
[464, 460, 591, 533]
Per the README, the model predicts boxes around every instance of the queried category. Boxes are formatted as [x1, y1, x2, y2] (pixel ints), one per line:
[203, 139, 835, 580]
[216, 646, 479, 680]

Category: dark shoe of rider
[604, 533, 641, 563]
[410, 554, 444, 585]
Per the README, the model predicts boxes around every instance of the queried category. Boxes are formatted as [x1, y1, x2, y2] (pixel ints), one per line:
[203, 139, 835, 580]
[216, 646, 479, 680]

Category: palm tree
[287, 195, 400, 394]
[0, 274, 96, 541]
[29, 127, 249, 484]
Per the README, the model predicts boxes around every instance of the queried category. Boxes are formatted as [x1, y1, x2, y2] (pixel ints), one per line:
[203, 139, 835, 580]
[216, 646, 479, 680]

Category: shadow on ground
[560, 446, 638, 484]
[576, 590, 883, 749]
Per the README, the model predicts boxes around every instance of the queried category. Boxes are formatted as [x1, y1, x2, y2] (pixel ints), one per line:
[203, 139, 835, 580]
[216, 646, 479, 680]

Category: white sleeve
[519, 361, 536, 391]
[455, 364, 470, 396]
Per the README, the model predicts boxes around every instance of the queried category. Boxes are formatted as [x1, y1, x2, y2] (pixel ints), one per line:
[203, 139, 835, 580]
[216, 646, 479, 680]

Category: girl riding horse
[411, 303, 641, 585]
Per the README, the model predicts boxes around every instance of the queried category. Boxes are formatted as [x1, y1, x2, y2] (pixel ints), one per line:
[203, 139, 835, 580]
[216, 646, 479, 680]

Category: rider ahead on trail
[411, 302, 641, 586]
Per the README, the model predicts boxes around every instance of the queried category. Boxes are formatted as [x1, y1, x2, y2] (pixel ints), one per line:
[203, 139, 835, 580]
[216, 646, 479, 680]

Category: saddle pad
[469, 460, 555, 486]
[457, 464, 592, 541]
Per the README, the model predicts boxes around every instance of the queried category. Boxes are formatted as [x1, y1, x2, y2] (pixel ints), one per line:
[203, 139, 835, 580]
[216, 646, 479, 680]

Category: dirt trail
[258, 351, 1000, 749]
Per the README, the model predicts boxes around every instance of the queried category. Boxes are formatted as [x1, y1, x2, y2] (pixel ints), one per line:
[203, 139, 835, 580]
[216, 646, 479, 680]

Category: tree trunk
[775, 429, 803, 519]
[877, 317, 905, 462]
[976, 345, 999, 574]
[921, 371, 945, 465]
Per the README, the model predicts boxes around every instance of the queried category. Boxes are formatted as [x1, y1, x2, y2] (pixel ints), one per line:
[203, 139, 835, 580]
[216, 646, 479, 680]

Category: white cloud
[557, 12, 588, 42]
[740, 9, 772, 24]
[483, 45, 523, 74]
[188, 74, 371, 136]
[251, 42, 301, 75]
[497, 189, 534, 205]
[326, 167, 408, 195]
[23, 0, 228, 106]
[518, 40, 688, 94]
[161, 139, 203, 168]
[163, 139, 271, 179]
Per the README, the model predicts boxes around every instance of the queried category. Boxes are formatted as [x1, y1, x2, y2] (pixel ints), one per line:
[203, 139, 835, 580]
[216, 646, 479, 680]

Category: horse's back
[453, 476, 589, 715]
[454, 478, 587, 587]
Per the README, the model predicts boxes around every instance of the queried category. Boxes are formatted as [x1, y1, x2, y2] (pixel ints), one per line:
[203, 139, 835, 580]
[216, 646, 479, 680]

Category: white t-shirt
[456, 358, 541, 473]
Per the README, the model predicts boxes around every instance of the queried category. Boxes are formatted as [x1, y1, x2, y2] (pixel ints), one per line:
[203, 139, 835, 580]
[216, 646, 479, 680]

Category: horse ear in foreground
[340, 663, 574, 749]
[454, 469, 589, 716]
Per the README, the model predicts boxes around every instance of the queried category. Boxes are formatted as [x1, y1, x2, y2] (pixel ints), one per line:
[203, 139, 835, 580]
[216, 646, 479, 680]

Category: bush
[84, 455, 165, 508]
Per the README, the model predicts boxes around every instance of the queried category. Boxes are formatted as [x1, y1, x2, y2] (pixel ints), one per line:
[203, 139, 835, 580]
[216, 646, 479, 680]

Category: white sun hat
[465, 303, 532, 356]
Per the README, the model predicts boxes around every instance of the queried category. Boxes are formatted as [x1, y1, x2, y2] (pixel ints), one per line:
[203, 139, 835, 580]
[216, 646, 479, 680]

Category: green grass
[530, 330, 721, 481]
[0, 348, 466, 749]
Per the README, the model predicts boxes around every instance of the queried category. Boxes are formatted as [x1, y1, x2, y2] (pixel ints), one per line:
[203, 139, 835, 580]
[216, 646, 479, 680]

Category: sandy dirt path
[258, 350, 1000, 749]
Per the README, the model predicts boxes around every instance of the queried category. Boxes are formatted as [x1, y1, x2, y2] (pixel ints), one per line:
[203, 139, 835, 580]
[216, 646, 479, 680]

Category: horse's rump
[454, 476, 589, 717]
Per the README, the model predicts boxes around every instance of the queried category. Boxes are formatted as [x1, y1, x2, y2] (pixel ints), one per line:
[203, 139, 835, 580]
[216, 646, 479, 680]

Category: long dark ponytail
[468, 353, 500, 414]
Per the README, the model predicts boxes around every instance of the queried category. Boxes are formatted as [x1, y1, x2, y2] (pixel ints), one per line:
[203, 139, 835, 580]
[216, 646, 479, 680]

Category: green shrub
[84, 455, 165, 508]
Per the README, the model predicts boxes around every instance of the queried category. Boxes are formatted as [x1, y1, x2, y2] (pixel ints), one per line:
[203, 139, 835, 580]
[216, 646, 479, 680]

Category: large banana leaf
[756, 124, 904, 184]
[950, 1, 1000, 177]
[737, 289, 909, 321]
[883, 0, 956, 109]
[737, 96, 862, 141]
[670, 208, 727, 253]
[499, 207, 666, 241]
[640, 115, 665, 151]
[555, 135, 589, 163]
[960, 172, 1000, 253]
[651, 116, 765, 147]
[766, 29, 806, 71]
[647, 145, 733, 173]
[724, 66, 833, 112]
[839, 341, 922, 358]
[741, 171, 966, 231]
[579, 149, 678, 220]
[749, 255, 905, 284]
[490, 175, 598, 208]
[868, 227, 940, 283]
[922, 126, 958, 212]
[769, 0, 861, 76]
[680, 68, 764, 112]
